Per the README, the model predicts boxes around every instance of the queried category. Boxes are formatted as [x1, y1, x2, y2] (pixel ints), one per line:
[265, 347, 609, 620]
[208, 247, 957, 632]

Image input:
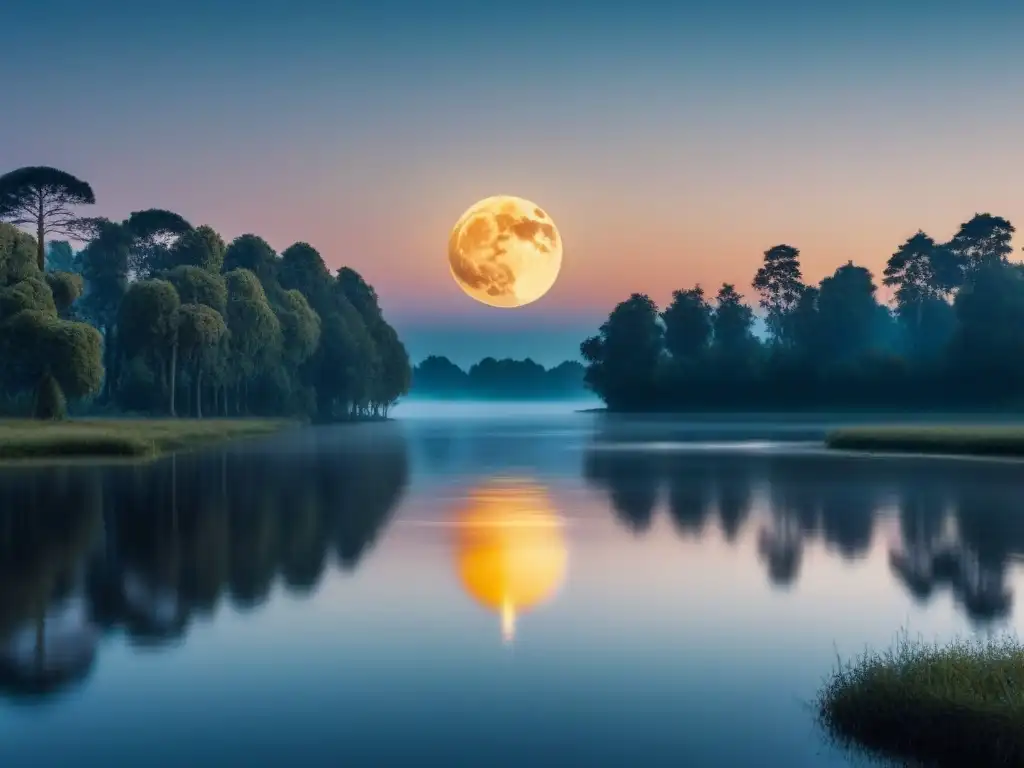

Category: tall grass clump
[817, 630, 1024, 766]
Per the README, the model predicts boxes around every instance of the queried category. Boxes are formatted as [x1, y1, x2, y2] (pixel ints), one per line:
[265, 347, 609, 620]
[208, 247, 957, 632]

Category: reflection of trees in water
[583, 449, 661, 534]
[583, 436, 1024, 625]
[890, 473, 1024, 624]
[0, 468, 103, 698]
[0, 430, 408, 700]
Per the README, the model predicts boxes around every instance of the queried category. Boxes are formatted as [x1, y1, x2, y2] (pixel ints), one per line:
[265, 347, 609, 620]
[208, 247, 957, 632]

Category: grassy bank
[817, 632, 1024, 767]
[0, 419, 295, 461]
[826, 425, 1024, 457]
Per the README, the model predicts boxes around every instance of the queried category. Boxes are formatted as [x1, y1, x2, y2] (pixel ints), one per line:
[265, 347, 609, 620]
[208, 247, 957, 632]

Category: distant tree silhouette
[752, 244, 804, 346]
[580, 211, 1024, 411]
[411, 355, 587, 399]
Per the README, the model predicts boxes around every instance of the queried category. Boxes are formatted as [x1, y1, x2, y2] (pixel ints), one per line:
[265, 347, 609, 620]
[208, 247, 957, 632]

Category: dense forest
[0, 166, 410, 420]
[581, 213, 1024, 410]
[411, 355, 586, 399]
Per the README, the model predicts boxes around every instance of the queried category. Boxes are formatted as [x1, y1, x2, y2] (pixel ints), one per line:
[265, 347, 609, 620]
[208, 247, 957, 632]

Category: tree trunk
[195, 368, 203, 419]
[169, 342, 178, 416]
[36, 193, 45, 272]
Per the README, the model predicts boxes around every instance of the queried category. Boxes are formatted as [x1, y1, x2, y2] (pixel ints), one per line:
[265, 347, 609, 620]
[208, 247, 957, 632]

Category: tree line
[0, 166, 410, 419]
[412, 355, 586, 399]
[581, 213, 1024, 410]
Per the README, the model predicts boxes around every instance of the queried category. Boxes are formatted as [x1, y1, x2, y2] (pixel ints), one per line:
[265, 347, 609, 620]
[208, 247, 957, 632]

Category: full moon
[447, 195, 562, 308]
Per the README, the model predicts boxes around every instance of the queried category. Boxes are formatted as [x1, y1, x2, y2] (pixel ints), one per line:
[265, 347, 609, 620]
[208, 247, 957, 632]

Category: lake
[2, 405, 1023, 767]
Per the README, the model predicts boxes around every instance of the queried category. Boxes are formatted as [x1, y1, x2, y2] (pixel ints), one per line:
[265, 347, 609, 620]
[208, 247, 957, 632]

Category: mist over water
[393, 397, 602, 420]
[0, 409, 1022, 767]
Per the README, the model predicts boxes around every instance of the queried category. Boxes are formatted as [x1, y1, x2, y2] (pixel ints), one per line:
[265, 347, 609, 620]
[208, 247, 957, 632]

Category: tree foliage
[163, 265, 227, 313]
[124, 208, 192, 277]
[169, 225, 225, 274]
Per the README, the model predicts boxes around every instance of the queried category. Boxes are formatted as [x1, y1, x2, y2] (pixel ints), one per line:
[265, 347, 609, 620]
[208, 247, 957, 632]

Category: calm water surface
[2, 407, 1023, 767]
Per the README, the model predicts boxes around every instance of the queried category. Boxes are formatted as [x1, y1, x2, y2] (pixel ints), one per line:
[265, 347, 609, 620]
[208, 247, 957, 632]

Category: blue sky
[3, 0, 1021, 366]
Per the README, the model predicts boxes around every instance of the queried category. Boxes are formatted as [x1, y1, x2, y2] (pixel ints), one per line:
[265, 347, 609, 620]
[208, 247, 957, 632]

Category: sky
[2, 0, 1023, 367]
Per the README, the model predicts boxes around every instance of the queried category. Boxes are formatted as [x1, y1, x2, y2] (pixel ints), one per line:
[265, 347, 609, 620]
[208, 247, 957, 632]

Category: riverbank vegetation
[411, 355, 586, 399]
[581, 214, 1024, 411]
[0, 165, 411, 422]
[817, 631, 1024, 767]
[827, 425, 1024, 457]
[0, 419, 293, 460]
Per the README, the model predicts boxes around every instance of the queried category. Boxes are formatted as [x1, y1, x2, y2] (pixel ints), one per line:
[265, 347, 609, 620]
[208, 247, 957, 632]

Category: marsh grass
[817, 630, 1024, 767]
[0, 419, 294, 461]
[826, 425, 1024, 457]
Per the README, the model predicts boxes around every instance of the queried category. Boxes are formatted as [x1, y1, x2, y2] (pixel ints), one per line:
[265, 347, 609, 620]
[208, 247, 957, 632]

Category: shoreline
[0, 418, 298, 463]
[825, 425, 1024, 458]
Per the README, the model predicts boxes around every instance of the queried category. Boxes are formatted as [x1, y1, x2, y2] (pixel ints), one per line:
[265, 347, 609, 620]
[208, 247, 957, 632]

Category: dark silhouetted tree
[752, 244, 804, 345]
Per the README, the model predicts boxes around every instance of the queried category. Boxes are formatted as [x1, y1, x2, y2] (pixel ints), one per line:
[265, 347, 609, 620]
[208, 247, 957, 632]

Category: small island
[410, 355, 586, 400]
[818, 631, 1024, 766]
[0, 165, 413, 460]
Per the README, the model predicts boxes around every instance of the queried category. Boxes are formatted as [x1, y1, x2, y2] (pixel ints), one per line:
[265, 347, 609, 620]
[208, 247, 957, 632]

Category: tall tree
[661, 286, 712, 361]
[168, 225, 225, 274]
[752, 244, 804, 345]
[124, 208, 192, 277]
[952, 260, 1024, 391]
[883, 232, 939, 312]
[711, 283, 757, 362]
[278, 242, 331, 304]
[945, 213, 1015, 288]
[336, 267, 382, 321]
[175, 304, 228, 418]
[77, 219, 131, 399]
[789, 285, 821, 359]
[163, 265, 227, 313]
[274, 288, 320, 367]
[814, 262, 881, 364]
[580, 293, 663, 409]
[117, 280, 181, 414]
[224, 234, 277, 285]
[224, 275, 281, 413]
[373, 322, 411, 416]
[883, 232, 954, 358]
[0, 167, 95, 271]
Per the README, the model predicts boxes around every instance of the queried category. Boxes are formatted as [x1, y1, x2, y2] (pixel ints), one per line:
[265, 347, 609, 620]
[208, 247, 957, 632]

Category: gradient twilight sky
[3, 0, 1023, 366]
